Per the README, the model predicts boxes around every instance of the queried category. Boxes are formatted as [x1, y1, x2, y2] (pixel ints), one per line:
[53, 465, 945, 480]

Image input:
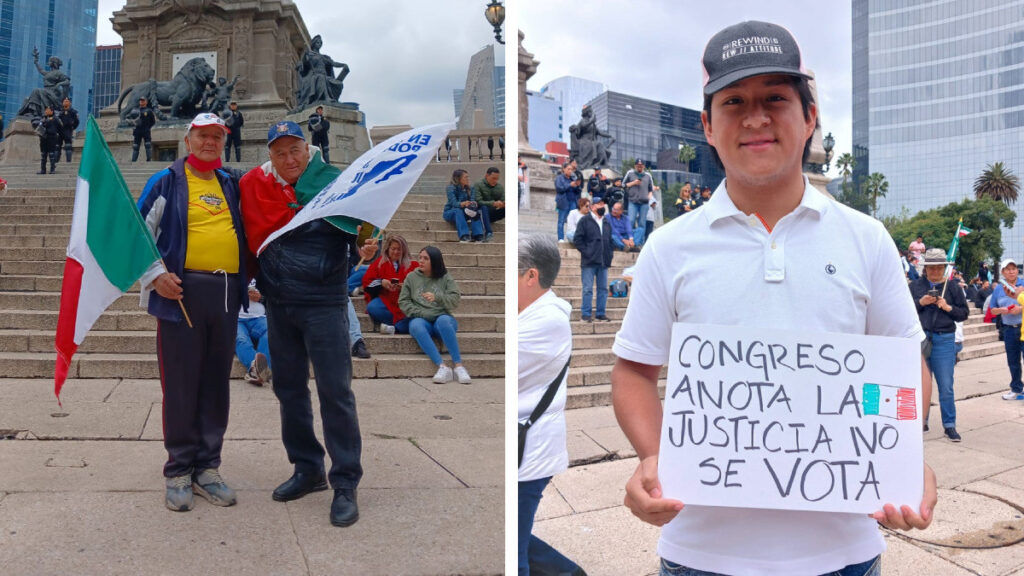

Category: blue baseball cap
[267, 121, 305, 146]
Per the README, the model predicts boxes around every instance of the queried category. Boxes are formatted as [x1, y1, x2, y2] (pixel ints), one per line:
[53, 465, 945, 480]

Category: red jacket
[239, 165, 302, 256]
[362, 256, 419, 322]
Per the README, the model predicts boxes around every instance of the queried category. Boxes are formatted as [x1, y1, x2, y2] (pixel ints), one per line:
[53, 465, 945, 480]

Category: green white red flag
[54, 116, 161, 404]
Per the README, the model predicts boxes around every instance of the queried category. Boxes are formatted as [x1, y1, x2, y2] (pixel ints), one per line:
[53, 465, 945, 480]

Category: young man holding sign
[611, 21, 937, 576]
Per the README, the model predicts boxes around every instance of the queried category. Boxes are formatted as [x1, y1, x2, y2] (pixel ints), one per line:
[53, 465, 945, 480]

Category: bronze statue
[115, 57, 216, 121]
[17, 48, 71, 118]
[294, 34, 350, 108]
[202, 75, 241, 117]
[569, 105, 615, 169]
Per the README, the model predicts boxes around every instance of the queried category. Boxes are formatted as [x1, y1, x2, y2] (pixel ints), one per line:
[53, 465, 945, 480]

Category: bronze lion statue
[116, 57, 216, 121]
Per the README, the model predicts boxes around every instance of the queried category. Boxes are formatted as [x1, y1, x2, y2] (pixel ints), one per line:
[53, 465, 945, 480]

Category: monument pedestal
[519, 147, 555, 210]
[0, 119, 47, 165]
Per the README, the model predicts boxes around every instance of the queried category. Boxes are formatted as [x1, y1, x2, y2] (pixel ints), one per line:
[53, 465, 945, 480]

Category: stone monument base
[519, 146, 555, 210]
[1, 104, 371, 169]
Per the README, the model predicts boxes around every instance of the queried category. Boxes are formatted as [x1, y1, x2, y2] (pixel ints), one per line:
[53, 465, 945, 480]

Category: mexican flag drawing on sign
[862, 383, 917, 421]
[54, 116, 161, 404]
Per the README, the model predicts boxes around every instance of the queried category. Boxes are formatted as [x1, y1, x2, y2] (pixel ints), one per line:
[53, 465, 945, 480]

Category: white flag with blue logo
[259, 121, 455, 253]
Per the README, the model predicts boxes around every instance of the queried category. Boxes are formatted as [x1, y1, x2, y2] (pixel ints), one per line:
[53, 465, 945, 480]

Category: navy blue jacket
[555, 173, 580, 211]
[137, 158, 250, 322]
[574, 213, 613, 268]
[256, 219, 354, 307]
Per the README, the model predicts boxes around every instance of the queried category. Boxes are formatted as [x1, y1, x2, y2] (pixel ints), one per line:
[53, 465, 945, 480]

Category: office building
[853, 0, 1024, 251]
[93, 44, 121, 114]
[455, 44, 504, 129]
[538, 76, 606, 143]
[0, 0, 98, 123]
[588, 90, 724, 189]
[526, 89, 561, 151]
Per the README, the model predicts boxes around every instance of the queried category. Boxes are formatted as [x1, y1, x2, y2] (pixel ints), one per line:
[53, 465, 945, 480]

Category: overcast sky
[95, 0, 505, 127]
[520, 0, 852, 179]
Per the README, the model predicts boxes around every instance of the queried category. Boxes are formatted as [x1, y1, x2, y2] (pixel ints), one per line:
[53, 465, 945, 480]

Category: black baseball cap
[702, 21, 812, 97]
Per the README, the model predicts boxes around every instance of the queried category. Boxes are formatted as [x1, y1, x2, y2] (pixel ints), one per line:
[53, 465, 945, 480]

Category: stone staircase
[520, 208, 1004, 411]
[0, 161, 504, 383]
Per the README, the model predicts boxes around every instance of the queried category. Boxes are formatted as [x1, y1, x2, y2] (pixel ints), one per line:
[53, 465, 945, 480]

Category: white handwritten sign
[658, 323, 923, 514]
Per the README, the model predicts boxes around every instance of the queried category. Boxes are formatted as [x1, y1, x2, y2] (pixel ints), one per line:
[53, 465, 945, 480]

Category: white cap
[187, 112, 229, 135]
[1001, 258, 1017, 271]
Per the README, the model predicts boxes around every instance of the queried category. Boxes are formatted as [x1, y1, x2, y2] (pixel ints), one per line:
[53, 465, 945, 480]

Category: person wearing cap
[308, 105, 331, 163]
[132, 96, 157, 162]
[136, 112, 251, 512]
[621, 159, 654, 246]
[56, 97, 79, 163]
[989, 258, 1024, 400]
[910, 248, 968, 439]
[223, 101, 244, 163]
[554, 161, 582, 243]
[611, 20, 937, 576]
[238, 120, 375, 527]
[32, 106, 60, 175]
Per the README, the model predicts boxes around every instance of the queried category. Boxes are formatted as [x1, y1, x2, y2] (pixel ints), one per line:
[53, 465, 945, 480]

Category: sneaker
[433, 363, 453, 384]
[1002, 391, 1024, 400]
[595, 315, 610, 322]
[484, 233, 494, 242]
[244, 365, 261, 385]
[581, 316, 593, 323]
[459, 236, 471, 243]
[379, 323, 396, 335]
[472, 236, 484, 242]
[454, 365, 472, 385]
[349, 286, 362, 297]
[165, 474, 194, 512]
[192, 468, 237, 507]
[352, 338, 371, 359]
[944, 427, 962, 442]
[254, 352, 272, 383]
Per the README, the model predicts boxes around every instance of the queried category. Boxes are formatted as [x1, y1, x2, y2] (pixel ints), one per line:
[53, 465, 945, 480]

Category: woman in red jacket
[362, 234, 419, 334]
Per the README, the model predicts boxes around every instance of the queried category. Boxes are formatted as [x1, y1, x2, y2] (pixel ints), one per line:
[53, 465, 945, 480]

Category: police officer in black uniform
[132, 96, 157, 162]
[223, 101, 244, 162]
[308, 105, 331, 163]
[34, 107, 60, 174]
[57, 97, 79, 163]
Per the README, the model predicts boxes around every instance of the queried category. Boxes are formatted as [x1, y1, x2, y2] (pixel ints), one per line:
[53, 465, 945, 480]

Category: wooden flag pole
[159, 258, 193, 328]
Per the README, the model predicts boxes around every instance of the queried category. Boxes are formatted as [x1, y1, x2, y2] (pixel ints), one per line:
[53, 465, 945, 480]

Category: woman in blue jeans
[398, 246, 471, 384]
[443, 169, 484, 242]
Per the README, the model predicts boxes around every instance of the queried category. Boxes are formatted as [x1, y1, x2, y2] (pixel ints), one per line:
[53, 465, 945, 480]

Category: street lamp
[822, 131, 835, 173]
[485, 0, 505, 44]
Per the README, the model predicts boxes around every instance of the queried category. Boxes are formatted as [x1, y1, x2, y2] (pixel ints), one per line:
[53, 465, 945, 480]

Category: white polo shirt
[613, 178, 923, 576]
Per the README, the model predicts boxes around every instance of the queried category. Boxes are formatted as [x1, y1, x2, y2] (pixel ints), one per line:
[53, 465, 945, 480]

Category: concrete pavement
[533, 353, 1024, 576]
[0, 375, 504, 575]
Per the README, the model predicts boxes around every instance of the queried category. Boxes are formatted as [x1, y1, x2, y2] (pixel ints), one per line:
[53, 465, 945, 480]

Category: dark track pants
[266, 300, 362, 489]
[157, 272, 241, 478]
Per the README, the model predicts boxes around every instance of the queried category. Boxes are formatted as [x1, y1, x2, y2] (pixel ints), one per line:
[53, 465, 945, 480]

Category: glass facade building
[0, 0, 98, 124]
[92, 44, 120, 115]
[526, 89, 561, 150]
[588, 90, 724, 189]
[854, 0, 1024, 253]
[539, 76, 606, 143]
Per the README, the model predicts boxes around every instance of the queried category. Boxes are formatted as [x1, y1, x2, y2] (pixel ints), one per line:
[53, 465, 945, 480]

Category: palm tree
[974, 162, 1020, 206]
[677, 143, 696, 171]
[862, 172, 889, 218]
[836, 153, 856, 196]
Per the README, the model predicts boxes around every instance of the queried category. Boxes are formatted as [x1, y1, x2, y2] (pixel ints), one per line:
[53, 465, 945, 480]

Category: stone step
[565, 364, 668, 388]
[570, 320, 621, 336]
[0, 201, 476, 218]
[0, 309, 504, 333]
[0, 329, 505, 356]
[0, 291, 506, 314]
[566, 382, 667, 410]
[0, 226, 505, 245]
[569, 308, 625, 322]
[0, 351, 504, 380]
[958, 340, 1006, 361]
[0, 247, 503, 268]
[571, 333, 616, 350]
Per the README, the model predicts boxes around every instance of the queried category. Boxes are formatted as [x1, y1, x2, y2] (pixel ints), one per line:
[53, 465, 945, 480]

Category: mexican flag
[862, 383, 917, 421]
[54, 116, 161, 403]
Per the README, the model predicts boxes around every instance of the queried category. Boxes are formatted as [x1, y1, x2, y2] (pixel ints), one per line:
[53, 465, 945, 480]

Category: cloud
[95, 0, 503, 127]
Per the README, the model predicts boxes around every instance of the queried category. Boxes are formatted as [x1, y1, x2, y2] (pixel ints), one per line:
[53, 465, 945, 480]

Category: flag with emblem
[54, 116, 161, 404]
[862, 383, 917, 420]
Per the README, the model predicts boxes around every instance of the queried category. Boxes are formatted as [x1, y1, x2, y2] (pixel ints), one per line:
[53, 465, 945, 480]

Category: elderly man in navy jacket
[573, 197, 614, 322]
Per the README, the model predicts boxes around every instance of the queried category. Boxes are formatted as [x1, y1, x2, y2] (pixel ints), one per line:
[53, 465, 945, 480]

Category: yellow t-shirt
[183, 169, 239, 273]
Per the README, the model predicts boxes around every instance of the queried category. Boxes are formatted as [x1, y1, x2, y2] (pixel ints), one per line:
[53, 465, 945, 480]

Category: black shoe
[330, 488, 359, 527]
[581, 316, 592, 323]
[272, 471, 328, 502]
[944, 427, 961, 442]
[923, 421, 929, 432]
[595, 315, 610, 322]
[352, 338, 371, 359]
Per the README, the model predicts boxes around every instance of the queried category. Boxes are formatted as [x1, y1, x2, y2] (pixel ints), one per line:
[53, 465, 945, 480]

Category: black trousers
[225, 135, 242, 162]
[312, 133, 330, 163]
[266, 299, 362, 489]
[157, 272, 241, 478]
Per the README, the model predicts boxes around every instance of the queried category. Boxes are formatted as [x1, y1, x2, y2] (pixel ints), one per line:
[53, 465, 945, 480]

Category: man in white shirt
[236, 279, 272, 386]
[518, 233, 583, 576]
[611, 20, 936, 576]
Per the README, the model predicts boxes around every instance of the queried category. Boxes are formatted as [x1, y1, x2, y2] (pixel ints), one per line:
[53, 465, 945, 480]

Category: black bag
[518, 358, 571, 468]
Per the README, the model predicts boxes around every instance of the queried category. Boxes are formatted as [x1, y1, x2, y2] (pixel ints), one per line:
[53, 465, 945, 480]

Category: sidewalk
[0, 376, 504, 575]
[534, 354, 1024, 576]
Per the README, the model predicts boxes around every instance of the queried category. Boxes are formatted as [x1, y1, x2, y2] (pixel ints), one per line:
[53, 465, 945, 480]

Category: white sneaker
[1002, 391, 1024, 400]
[432, 364, 453, 383]
[454, 365, 472, 385]
[379, 323, 396, 335]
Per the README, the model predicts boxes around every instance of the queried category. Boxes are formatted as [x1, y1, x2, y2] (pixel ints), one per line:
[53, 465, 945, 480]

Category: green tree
[862, 172, 889, 218]
[621, 157, 636, 176]
[677, 144, 696, 171]
[834, 153, 871, 214]
[885, 197, 1015, 275]
[974, 161, 1020, 206]
[836, 152, 855, 194]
